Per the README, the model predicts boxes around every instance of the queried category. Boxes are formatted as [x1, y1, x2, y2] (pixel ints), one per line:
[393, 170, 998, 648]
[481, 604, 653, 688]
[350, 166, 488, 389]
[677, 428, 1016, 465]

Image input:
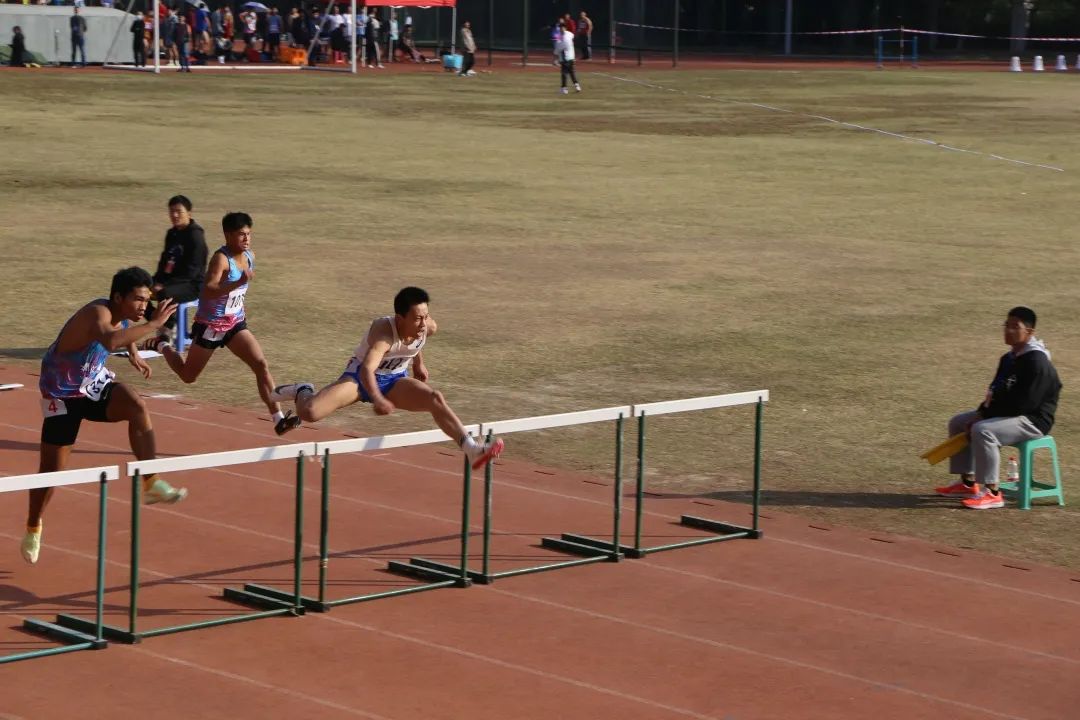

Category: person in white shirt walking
[554, 20, 580, 94]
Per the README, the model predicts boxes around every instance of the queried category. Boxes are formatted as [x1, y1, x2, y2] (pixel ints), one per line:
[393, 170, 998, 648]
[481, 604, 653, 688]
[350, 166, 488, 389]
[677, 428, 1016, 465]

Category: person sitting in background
[146, 195, 208, 341]
[399, 24, 430, 63]
[935, 306, 1062, 509]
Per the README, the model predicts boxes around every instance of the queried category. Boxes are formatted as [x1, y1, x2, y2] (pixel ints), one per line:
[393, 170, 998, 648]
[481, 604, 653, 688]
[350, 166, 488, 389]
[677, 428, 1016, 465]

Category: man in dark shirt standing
[131, 12, 147, 67]
[935, 306, 1062, 509]
[174, 14, 192, 72]
[70, 8, 87, 67]
[147, 195, 208, 340]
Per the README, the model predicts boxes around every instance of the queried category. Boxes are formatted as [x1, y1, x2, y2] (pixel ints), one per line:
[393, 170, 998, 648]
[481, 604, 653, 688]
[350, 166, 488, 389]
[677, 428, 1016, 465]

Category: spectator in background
[309, 7, 324, 64]
[147, 195, 208, 341]
[9, 26, 26, 67]
[222, 5, 235, 48]
[328, 5, 345, 63]
[399, 24, 430, 63]
[577, 10, 592, 60]
[365, 11, 382, 68]
[174, 13, 191, 71]
[387, 10, 398, 62]
[356, 4, 367, 63]
[458, 20, 476, 77]
[131, 12, 146, 67]
[289, 6, 306, 49]
[266, 6, 282, 59]
[562, 13, 576, 35]
[143, 12, 153, 60]
[70, 7, 87, 67]
[240, 7, 257, 53]
[554, 19, 580, 95]
[195, 2, 211, 56]
[211, 4, 224, 41]
[163, 8, 178, 66]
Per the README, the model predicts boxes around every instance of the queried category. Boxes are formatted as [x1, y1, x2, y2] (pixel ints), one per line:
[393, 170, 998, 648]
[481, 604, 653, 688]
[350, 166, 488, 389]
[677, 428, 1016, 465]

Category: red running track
[1, 367, 1078, 720]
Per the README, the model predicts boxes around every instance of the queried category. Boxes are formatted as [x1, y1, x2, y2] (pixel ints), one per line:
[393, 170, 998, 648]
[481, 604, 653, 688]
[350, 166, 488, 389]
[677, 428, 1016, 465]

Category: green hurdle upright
[241, 427, 479, 612]
[400, 407, 631, 584]
[551, 391, 768, 559]
[6, 466, 116, 664]
[54, 443, 315, 644]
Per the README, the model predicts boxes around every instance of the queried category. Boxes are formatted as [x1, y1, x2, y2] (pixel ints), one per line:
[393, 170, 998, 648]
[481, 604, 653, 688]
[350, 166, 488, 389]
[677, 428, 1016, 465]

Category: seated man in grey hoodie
[935, 306, 1061, 509]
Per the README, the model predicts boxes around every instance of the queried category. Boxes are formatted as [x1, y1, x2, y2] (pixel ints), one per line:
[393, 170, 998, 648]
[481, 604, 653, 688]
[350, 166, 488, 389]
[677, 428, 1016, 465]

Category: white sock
[460, 436, 480, 456]
[272, 411, 285, 424]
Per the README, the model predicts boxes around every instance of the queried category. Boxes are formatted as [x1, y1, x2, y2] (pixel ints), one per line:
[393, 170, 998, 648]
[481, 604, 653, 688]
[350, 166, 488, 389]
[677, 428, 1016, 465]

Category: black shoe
[274, 410, 302, 436]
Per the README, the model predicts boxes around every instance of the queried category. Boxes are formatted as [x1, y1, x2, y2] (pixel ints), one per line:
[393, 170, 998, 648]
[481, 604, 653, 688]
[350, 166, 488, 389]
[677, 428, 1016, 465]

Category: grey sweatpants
[947, 411, 1042, 486]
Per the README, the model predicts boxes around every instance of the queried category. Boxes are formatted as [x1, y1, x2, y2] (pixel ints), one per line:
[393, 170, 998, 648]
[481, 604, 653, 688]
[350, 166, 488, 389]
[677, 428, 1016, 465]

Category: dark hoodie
[979, 338, 1061, 434]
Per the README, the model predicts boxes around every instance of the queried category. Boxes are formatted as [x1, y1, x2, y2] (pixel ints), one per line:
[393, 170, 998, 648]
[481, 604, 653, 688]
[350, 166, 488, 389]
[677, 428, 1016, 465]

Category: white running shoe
[466, 437, 505, 470]
[559, 87, 569, 95]
[574, 82, 581, 93]
[144, 476, 188, 505]
[21, 524, 42, 564]
[270, 382, 315, 403]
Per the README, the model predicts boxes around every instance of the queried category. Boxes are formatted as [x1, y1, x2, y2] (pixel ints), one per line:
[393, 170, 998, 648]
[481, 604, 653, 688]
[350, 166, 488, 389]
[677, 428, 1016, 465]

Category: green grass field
[3, 66, 1079, 568]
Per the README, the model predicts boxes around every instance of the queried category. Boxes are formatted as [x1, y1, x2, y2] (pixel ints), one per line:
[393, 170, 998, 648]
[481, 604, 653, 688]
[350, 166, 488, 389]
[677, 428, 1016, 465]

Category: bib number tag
[41, 397, 68, 418]
[79, 366, 115, 401]
[224, 287, 247, 317]
[202, 325, 227, 342]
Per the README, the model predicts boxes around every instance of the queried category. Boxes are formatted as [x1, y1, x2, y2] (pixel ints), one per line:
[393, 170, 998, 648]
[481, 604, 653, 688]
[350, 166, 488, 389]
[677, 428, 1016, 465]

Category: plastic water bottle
[1006, 456, 1020, 484]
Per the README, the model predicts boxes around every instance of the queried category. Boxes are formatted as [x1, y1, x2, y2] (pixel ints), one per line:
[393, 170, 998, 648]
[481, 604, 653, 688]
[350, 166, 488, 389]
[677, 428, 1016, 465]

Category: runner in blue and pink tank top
[146, 211, 300, 437]
[194, 246, 253, 333]
[39, 300, 112, 400]
[25, 267, 188, 566]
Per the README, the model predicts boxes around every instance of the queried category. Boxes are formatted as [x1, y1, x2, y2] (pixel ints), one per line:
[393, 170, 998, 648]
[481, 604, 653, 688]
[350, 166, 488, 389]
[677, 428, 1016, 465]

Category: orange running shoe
[963, 491, 1005, 510]
[935, 480, 981, 497]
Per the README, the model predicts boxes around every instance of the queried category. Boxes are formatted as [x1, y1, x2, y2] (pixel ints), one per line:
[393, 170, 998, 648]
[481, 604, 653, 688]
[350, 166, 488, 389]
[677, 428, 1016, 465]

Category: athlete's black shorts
[40, 383, 117, 447]
[190, 320, 248, 350]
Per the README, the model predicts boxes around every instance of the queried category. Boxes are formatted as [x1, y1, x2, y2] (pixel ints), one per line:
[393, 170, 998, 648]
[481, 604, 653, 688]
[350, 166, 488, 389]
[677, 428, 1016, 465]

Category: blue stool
[1000, 436, 1065, 510]
[174, 300, 198, 352]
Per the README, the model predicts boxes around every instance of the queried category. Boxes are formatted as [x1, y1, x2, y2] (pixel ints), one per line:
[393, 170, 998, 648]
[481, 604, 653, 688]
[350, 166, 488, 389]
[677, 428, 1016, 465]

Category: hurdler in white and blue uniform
[145, 211, 301, 436]
[271, 286, 504, 470]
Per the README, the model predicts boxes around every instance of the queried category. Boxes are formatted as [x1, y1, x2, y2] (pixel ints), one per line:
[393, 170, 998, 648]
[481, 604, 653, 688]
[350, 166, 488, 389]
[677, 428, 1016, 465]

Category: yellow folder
[920, 433, 969, 465]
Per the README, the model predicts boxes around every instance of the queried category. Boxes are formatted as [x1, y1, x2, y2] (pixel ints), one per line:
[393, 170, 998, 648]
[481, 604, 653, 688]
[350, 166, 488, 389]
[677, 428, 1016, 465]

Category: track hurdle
[52, 443, 316, 644]
[549, 391, 767, 559]
[2, 466, 116, 664]
[876, 33, 918, 68]
[404, 407, 631, 585]
[239, 427, 479, 612]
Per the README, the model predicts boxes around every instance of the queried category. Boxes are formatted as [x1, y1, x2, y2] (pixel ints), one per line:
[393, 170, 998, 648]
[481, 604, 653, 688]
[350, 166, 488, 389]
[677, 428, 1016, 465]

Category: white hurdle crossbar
[2, 465, 119, 493]
[7, 466, 116, 664]
[128, 441, 317, 476]
[248, 426, 480, 611]
[633, 390, 769, 418]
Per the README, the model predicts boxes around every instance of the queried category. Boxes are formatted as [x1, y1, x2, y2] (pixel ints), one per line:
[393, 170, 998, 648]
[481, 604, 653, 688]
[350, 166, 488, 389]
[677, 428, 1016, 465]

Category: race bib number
[202, 325, 227, 342]
[79, 366, 115, 401]
[224, 287, 247, 317]
[378, 357, 408, 373]
[41, 397, 68, 418]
